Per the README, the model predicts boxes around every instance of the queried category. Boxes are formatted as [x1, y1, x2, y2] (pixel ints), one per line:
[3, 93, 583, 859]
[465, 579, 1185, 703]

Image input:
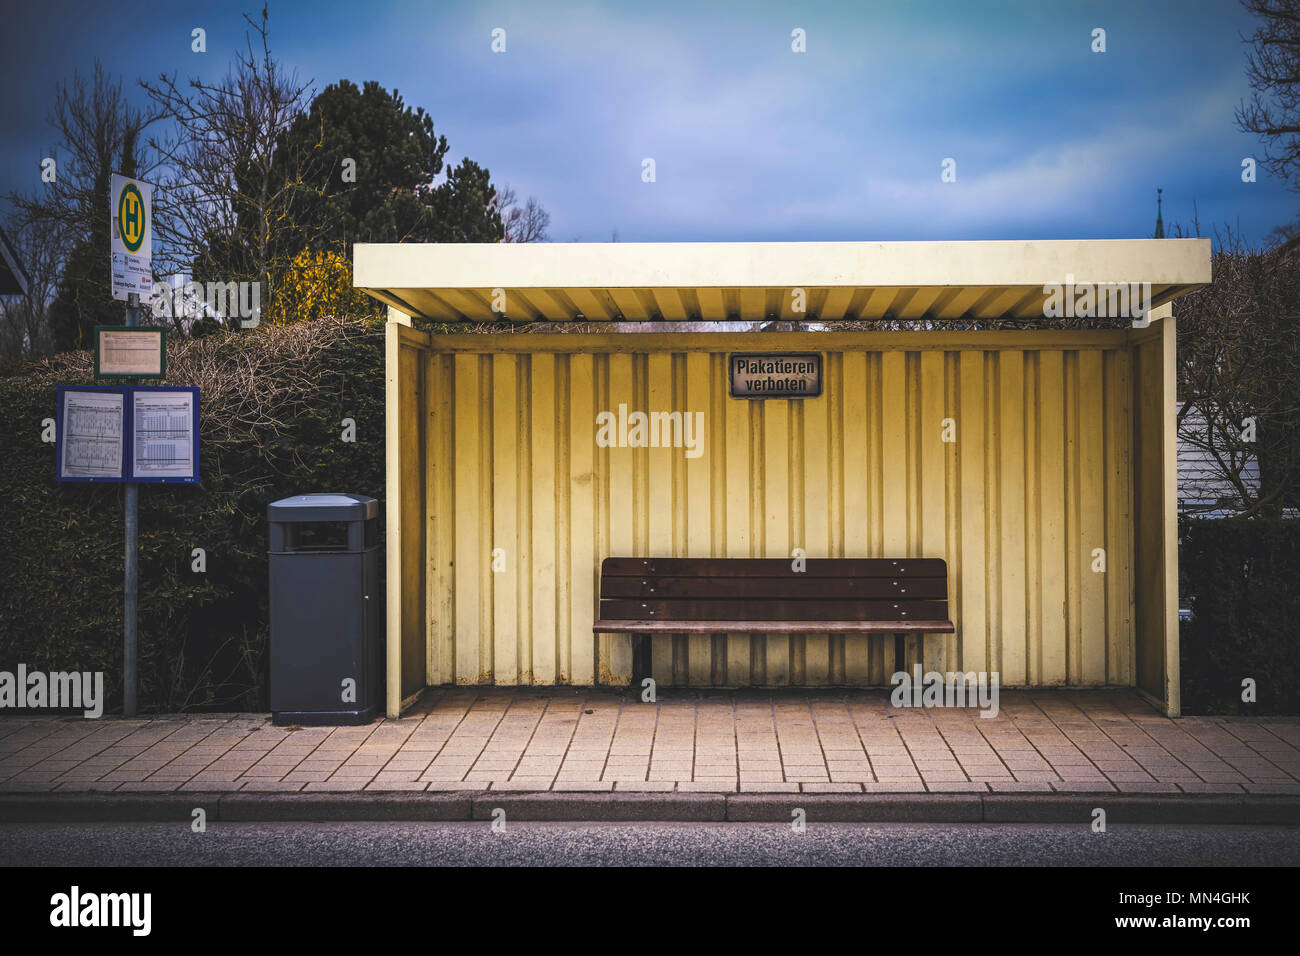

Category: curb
[223, 792, 473, 822]
[728, 793, 983, 823]
[3, 792, 1300, 824]
[470, 792, 727, 822]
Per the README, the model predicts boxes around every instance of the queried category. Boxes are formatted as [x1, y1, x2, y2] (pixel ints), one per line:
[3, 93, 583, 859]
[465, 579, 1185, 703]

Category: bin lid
[267, 493, 378, 522]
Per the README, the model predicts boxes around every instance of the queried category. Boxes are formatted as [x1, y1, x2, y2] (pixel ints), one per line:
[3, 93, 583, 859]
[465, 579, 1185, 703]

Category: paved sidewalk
[2, 688, 1298, 796]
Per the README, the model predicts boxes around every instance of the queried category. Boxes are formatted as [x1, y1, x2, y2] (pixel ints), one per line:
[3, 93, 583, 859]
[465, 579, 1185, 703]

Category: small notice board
[94, 325, 166, 379]
[56, 385, 199, 484]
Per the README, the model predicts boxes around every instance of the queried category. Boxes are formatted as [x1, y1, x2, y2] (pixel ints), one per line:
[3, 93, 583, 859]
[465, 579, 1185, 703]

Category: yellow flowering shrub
[267, 250, 378, 325]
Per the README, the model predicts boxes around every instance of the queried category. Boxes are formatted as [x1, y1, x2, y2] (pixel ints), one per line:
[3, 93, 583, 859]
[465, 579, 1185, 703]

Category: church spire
[1154, 188, 1165, 238]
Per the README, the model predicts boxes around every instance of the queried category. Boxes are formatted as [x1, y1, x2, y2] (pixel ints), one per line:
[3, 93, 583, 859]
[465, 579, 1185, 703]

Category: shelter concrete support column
[1130, 304, 1180, 716]
[385, 320, 431, 716]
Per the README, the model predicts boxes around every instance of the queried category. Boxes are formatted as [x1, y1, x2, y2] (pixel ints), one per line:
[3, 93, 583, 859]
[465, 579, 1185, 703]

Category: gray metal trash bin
[268, 494, 382, 725]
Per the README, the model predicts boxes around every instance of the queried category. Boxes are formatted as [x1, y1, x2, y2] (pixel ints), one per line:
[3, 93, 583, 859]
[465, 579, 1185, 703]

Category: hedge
[1179, 516, 1300, 715]
[0, 318, 385, 712]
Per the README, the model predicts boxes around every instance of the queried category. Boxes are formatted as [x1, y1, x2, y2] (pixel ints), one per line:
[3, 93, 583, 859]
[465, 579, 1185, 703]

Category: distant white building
[150, 274, 232, 331]
[1177, 401, 1261, 516]
[0, 224, 27, 296]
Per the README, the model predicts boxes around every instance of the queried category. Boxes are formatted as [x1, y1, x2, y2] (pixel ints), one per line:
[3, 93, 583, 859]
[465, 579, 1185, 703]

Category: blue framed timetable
[56, 385, 127, 482]
[56, 385, 199, 484]
[128, 386, 199, 483]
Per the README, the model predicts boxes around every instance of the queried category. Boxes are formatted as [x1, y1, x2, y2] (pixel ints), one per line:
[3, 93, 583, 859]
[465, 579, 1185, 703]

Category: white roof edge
[354, 238, 1213, 291]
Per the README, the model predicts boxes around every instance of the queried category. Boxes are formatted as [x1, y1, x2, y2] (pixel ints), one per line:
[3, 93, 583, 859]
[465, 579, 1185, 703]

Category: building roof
[354, 238, 1213, 322]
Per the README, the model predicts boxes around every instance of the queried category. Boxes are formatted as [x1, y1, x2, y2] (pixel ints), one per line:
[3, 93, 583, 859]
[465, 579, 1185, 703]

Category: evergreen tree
[270, 79, 504, 257]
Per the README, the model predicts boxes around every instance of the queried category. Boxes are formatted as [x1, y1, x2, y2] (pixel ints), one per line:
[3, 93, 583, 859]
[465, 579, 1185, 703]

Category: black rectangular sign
[729, 353, 822, 398]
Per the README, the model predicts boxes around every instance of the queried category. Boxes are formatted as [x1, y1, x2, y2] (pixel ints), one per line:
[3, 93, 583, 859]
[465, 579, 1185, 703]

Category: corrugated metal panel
[420, 333, 1134, 688]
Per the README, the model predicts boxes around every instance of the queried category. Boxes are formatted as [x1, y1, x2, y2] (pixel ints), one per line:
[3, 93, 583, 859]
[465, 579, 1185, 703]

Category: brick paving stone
[114, 781, 184, 792]
[490, 779, 555, 790]
[862, 780, 927, 792]
[988, 779, 1055, 792]
[180, 779, 243, 791]
[615, 781, 676, 791]
[239, 779, 307, 791]
[1050, 780, 1117, 792]
[385, 758, 434, 772]
[332, 765, 380, 778]
[1243, 782, 1300, 794]
[304, 780, 370, 791]
[1112, 781, 1182, 793]
[240, 766, 289, 778]
[1177, 782, 1245, 793]
[55, 781, 119, 791]
[281, 771, 333, 783]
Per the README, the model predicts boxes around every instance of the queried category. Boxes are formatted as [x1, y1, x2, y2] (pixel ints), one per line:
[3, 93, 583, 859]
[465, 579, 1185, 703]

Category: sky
[0, 0, 1292, 246]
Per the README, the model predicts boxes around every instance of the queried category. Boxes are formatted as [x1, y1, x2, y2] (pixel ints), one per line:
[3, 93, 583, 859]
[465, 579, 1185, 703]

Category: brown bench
[593, 557, 955, 681]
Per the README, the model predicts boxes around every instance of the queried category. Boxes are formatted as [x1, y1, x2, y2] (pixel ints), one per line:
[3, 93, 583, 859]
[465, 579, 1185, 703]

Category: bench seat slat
[598, 598, 947, 621]
[593, 620, 956, 634]
[601, 557, 946, 578]
[600, 575, 947, 600]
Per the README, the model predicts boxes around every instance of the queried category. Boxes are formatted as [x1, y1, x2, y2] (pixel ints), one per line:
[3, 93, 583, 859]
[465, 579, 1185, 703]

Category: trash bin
[268, 494, 382, 725]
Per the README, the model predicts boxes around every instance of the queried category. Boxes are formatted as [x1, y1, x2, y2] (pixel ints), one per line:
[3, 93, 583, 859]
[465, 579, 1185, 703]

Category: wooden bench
[593, 557, 955, 681]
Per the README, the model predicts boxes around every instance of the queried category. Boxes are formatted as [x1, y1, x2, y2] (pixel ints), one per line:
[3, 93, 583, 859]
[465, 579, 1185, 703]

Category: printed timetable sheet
[60, 389, 125, 479]
[130, 389, 196, 480]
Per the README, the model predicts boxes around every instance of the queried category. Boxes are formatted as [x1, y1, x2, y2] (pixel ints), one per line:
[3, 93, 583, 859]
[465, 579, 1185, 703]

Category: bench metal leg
[631, 634, 651, 688]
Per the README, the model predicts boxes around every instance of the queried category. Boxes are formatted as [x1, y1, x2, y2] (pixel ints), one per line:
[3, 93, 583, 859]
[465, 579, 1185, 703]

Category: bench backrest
[598, 557, 949, 623]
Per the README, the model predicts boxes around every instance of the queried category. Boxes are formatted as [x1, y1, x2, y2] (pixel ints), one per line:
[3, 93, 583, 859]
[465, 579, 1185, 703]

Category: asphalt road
[3, 822, 1299, 866]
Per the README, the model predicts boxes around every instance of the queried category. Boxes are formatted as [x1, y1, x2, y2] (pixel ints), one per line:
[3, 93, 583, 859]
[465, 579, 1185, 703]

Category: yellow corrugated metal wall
[420, 332, 1135, 688]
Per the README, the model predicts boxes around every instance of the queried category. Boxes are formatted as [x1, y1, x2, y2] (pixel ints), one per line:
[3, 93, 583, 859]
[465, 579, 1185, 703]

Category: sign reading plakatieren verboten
[729, 353, 822, 398]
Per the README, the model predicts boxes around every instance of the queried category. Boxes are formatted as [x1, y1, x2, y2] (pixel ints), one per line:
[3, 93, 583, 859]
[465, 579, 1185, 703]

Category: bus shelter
[355, 239, 1212, 718]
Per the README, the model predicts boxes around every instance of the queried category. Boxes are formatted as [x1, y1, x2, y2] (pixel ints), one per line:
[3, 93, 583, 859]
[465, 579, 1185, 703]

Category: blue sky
[2, 0, 1292, 245]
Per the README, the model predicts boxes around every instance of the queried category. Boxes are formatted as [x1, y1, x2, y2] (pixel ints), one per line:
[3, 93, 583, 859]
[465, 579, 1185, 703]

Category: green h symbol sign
[118, 183, 145, 253]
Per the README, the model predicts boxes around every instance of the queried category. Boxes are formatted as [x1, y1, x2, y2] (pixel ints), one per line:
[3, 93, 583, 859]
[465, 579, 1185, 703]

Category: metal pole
[123, 292, 139, 717]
